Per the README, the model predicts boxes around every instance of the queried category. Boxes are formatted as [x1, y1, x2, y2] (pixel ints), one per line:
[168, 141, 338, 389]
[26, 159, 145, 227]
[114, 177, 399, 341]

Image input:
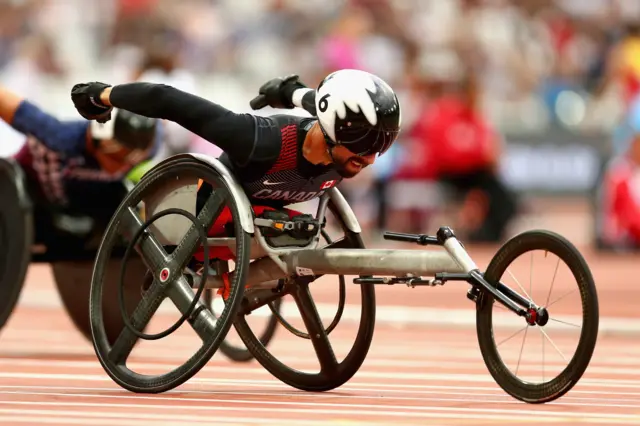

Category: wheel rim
[232, 202, 376, 391]
[205, 287, 283, 362]
[477, 231, 599, 403]
[0, 161, 32, 329]
[90, 159, 250, 392]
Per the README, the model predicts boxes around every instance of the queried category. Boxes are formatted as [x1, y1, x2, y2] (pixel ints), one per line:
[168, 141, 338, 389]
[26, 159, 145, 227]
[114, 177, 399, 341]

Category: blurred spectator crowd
[3, 0, 639, 127]
[2, 0, 640, 245]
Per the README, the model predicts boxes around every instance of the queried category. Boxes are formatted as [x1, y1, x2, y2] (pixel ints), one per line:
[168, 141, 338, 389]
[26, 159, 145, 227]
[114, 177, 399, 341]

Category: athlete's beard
[334, 156, 366, 178]
[327, 146, 365, 178]
[335, 163, 357, 178]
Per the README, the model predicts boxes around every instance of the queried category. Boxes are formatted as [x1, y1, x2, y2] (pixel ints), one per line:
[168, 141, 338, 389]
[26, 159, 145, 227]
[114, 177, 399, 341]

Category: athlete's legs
[11, 143, 58, 245]
[12, 143, 40, 191]
[192, 205, 303, 262]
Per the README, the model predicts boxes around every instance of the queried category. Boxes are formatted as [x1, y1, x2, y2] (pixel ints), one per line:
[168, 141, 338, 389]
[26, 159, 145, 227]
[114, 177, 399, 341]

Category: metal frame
[142, 153, 539, 322]
[145, 154, 362, 280]
[78, 149, 599, 402]
[189, 154, 255, 234]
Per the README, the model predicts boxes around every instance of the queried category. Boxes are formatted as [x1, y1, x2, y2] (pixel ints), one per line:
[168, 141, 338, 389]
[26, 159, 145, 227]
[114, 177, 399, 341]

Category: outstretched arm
[0, 86, 22, 125]
[0, 86, 88, 156]
[97, 83, 259, 164]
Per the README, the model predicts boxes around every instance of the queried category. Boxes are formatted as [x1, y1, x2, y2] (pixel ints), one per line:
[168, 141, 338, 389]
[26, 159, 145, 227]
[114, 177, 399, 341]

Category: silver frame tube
[144, 154, 475, 291]
[200, 248, 465, 290]
[282, 248, 464, 276]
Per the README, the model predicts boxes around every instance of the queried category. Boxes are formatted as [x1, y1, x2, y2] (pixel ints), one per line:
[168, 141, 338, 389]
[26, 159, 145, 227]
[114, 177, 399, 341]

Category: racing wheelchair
[0, 156, 282, 363]
[87, 152, 599, 404]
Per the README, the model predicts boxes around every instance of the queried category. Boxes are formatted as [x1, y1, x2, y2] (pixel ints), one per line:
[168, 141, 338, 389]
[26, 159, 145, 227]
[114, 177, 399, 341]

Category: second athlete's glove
[70, 82, 113, 123]
[254, 75, 307, 109]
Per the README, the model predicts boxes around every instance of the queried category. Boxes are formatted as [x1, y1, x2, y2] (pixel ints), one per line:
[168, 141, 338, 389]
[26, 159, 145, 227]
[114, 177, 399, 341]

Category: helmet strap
[318, 124, 340, 165]
[326, 144, 338, 165]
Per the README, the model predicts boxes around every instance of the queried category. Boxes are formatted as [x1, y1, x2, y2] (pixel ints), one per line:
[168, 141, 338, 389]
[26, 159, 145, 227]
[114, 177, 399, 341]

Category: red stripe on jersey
[193, 205, 303, 261]
[266, 124, 298, 174]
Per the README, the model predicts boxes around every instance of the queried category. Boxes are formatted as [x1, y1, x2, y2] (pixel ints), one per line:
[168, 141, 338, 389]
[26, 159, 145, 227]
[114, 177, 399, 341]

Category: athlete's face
[330, 145, 377, 178]
[90, 135, 149, 174]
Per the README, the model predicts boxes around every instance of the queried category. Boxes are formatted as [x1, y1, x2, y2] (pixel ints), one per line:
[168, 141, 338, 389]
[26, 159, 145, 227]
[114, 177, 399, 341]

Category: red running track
[0, 245, 639, 425]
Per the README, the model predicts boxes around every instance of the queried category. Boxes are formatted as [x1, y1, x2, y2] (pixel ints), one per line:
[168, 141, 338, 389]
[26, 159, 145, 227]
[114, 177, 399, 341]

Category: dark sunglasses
[323, 129, 399, 157]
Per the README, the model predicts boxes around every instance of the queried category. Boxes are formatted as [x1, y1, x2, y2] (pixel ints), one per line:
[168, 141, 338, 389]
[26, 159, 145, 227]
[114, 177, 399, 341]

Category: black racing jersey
[107, 82, 342, 208]
[218, 114, 342, 207]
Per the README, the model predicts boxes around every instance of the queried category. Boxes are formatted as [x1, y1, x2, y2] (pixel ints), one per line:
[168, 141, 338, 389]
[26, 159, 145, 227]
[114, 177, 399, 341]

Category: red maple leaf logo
[321, 180, 336, 190]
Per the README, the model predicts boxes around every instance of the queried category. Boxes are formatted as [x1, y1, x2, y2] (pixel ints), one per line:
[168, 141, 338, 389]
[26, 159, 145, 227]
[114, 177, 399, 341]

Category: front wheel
[476, 230, 599, 403]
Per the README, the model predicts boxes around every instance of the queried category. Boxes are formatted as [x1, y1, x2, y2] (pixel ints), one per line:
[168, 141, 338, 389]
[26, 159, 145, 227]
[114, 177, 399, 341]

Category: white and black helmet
[315, 69, 401, 156]
[90, 108, 158, 150]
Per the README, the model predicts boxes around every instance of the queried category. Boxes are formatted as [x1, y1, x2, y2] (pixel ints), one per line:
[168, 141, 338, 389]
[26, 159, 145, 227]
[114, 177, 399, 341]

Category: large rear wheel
[90, 157, 250, 393]
[0, 159, 33, 332]
[234, 202, 376, 391]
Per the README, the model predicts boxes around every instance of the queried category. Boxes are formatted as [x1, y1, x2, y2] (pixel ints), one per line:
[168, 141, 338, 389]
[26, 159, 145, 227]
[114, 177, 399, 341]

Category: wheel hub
[159, 267, 170, 283]
[526, 306, 549, 326]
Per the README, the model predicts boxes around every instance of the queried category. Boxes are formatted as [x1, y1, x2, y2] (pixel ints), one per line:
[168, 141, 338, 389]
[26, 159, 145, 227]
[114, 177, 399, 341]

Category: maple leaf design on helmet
[315, 69, 401, 156]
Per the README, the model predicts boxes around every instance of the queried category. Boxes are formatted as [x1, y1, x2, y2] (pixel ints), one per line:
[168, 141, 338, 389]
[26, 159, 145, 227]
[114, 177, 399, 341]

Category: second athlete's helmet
[90, 108, 158, 150]
[315, 69, 401, 156]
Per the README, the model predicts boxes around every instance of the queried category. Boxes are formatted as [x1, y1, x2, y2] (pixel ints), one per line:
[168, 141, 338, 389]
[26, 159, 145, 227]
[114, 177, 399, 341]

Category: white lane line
[2, 362, 640, 389]
[0, 399, 638, 420]
[0, 357, 636, 378]
[1, 370, 639, 389]
[0, 408, 331, 426]
[0, 407, 610, 425]
[2, 383, 640, 399]
[1, 389, 639, 409]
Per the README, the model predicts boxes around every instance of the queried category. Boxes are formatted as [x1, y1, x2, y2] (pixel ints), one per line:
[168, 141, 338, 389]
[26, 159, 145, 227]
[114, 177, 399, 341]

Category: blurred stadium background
[2, 0, 640, 250]
[0, 4, 639, 422]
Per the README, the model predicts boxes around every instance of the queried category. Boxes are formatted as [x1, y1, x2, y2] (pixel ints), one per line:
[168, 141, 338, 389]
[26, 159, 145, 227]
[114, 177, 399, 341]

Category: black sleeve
[283, 84, 317, 116]
[300, 91, 317, 116]
[109, 82, 257, 165]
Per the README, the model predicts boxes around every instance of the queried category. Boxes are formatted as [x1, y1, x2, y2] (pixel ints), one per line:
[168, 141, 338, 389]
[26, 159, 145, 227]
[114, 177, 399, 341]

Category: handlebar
[382, 231, 441, 246]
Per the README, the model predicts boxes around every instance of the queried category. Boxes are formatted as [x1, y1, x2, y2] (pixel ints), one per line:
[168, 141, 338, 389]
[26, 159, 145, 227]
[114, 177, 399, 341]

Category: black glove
[257, 74, 306, 109]
[70, 82, 113, 123]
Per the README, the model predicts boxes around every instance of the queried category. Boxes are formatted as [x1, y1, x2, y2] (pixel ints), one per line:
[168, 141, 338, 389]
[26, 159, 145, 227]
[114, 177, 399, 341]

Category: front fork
[385, 227, 549, 327]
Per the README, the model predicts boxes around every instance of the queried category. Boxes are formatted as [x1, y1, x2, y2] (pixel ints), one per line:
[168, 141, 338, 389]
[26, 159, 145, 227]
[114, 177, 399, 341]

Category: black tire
[0, 159, 33, 332]
[90, 157, 250, 393]
[476, 230, 599, 403]
[234, 201, 376, 391]
[52, 257, 148, 345]
[212, 292, 282, 363]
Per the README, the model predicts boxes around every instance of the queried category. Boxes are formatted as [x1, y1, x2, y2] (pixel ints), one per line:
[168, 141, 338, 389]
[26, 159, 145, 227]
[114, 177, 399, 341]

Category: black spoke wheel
[476, 230, 599, 403]
[204, 288, 283, 363]
[90, 157, 250, 393]
[52, 257, 148, 345]
[209, 227, 342, 363]
[234, 201, 376, 391]
[0, 159, 33, 332]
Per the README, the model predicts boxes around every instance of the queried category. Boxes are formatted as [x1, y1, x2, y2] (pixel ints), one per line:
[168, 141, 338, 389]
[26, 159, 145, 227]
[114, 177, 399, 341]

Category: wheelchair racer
[70, 69, 402, 277]
[0, 85, 161, 234]
[71, 69, 401, 200]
